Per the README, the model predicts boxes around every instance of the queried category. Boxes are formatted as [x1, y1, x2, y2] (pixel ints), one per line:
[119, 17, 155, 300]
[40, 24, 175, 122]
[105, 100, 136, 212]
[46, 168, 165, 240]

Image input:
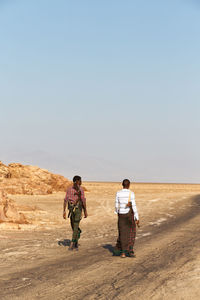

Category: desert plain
[0, 181, 200, 300]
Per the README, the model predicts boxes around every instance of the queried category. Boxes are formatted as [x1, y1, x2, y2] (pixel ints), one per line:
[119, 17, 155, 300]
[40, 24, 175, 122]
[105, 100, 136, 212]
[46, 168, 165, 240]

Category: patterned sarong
[114, 211, 136, 255]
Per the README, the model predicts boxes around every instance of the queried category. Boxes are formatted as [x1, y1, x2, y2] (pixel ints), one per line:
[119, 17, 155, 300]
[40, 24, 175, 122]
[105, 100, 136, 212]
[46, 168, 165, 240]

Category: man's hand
[63, 211, 66, 219]
[126, 202, 132, 208]
[135, 220, 140, 228]
[84, 210, 88, 218]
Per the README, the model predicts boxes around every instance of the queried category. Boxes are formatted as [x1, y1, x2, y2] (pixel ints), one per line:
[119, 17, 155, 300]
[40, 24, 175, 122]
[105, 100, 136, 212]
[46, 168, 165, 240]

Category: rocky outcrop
[0, 161, 11, 178]
[0, 191, 28, 224]
[0, 161, 71, 195]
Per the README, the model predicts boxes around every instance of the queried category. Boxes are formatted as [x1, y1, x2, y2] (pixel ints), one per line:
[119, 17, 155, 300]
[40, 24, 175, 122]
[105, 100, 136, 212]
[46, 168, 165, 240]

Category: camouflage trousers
[70, 207, 82, 243]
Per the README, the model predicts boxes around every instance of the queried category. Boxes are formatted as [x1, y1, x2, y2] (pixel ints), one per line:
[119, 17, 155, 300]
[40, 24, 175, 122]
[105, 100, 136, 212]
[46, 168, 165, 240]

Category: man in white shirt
[114, 179, 139, 258]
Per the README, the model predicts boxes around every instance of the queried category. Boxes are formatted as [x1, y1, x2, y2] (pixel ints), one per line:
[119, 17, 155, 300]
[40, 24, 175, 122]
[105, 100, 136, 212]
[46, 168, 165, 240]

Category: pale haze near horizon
[0, 0, 200, 183]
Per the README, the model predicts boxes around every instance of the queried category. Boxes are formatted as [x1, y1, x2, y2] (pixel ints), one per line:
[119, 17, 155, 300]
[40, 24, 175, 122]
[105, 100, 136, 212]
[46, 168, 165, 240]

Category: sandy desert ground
[0, 182, 200, 300]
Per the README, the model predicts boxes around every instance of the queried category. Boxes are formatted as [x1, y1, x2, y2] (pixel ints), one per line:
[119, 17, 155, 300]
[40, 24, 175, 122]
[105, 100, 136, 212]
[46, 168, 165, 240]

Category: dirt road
[0, 188, 200, 300]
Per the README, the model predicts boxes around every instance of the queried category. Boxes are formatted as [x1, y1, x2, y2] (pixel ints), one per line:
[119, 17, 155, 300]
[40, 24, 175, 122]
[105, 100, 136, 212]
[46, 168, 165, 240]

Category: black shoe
[74, 242, 79, 251]
[129, 252, 136, 258]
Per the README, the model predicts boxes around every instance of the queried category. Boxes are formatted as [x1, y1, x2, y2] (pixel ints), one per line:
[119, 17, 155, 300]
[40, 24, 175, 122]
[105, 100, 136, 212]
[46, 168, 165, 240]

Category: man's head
[73, 175, 82, 187]
[122, 179, 130, 189]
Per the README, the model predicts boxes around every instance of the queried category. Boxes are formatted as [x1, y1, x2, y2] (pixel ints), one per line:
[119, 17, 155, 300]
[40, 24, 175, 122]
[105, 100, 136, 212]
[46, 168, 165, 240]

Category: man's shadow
[102, 244, 117, 256]
[58, 239, 71, 247]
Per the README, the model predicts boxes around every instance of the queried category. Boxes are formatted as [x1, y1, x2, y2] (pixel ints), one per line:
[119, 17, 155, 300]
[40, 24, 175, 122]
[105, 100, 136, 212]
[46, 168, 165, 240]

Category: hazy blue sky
[1, 0, 200, 182]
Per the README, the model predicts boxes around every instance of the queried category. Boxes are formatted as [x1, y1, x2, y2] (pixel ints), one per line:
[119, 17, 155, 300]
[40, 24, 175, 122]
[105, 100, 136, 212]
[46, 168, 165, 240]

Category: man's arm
[81, 188, 88, 218]
[131, 192, 140, 226]
[115, 192, 119, 214]
[63, 192, 68, 219]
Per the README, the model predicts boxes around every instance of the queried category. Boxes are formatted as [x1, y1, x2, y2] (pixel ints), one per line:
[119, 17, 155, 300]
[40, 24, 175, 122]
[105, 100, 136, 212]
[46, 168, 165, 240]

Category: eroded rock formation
[0, 161, 71, 195]
[0, 191, 28, 224]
